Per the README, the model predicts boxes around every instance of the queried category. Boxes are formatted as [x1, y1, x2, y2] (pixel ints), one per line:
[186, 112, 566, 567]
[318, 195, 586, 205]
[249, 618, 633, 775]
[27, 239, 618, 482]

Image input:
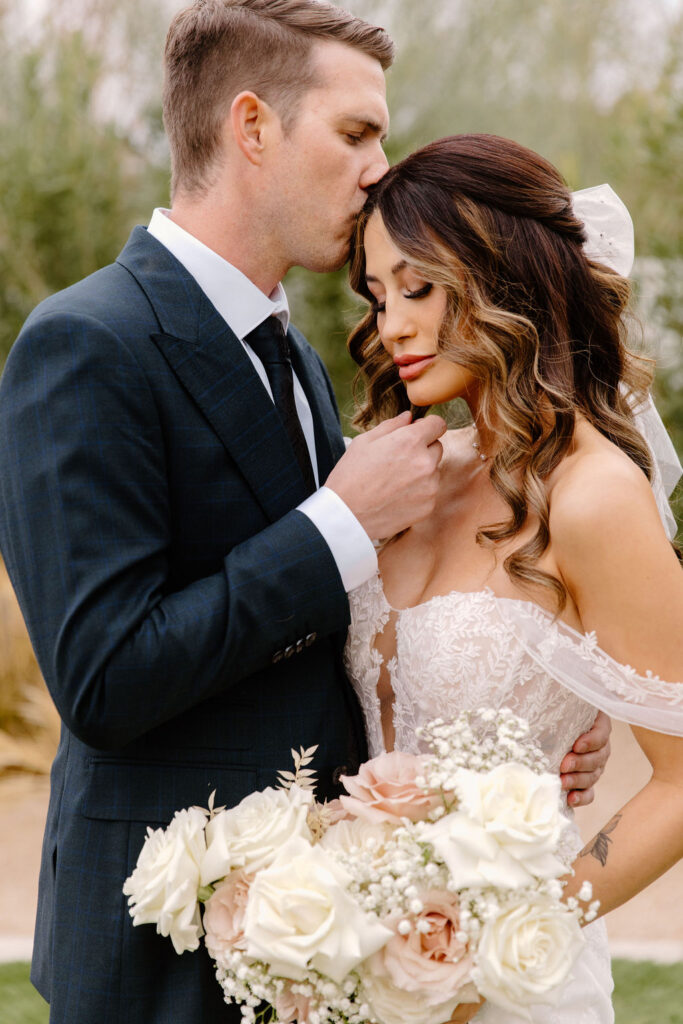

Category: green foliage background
[0, 0, 680, 532]
[3, 958, 683, 1024]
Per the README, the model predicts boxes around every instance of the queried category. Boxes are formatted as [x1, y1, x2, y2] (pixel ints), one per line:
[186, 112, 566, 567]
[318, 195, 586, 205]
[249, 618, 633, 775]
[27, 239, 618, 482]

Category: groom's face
[271, 40, 390, 273]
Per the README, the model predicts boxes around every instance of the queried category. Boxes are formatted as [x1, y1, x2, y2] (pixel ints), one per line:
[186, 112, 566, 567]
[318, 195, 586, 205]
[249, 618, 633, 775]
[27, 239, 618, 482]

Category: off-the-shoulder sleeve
[501, 600, 683, 736]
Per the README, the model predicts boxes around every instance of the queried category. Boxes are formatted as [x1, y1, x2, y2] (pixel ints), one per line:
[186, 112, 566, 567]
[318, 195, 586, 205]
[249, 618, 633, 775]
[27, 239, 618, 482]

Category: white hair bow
[571, 183, 635, 277]
[572, 184, 681, 538]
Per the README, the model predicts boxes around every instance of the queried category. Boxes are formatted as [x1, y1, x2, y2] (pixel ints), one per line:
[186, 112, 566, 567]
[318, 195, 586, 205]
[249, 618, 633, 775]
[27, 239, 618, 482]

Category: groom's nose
[360, 143, 389, 190]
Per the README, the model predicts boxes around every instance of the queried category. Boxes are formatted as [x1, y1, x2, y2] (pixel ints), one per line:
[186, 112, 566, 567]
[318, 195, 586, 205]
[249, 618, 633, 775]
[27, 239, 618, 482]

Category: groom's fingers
[561, 713, 611, 807]
[360, 411, 446, 446]
[562, 765, 604, 790]
[325, 413, 447, 539]
[561, 750, 608, 806]
[572, 710, 612, 756]
[410, 413, 448, 446]
[562, 761, 605, 806]
[560, 711, 611, 794]
[565, 780, 597, 807]
[567, 786, 595, 808]
[361, 409, 413, 438]
[561, 744, 610, 777]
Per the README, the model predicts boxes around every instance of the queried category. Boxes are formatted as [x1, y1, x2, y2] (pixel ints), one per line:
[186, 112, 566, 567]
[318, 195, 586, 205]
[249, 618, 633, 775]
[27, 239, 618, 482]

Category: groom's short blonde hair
[163, 0, 395, 198]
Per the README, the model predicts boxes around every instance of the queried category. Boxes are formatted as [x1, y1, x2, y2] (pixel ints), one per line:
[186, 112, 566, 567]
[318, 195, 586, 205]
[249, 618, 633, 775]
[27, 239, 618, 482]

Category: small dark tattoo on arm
[580, 813, 623, 867]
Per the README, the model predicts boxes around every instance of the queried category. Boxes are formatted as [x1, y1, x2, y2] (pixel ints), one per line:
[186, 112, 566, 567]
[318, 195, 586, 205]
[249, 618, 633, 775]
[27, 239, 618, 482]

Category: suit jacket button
[305, 632, 317, 647]
[295, 639, 305, 654]
[283, 645, 295, 659]
[332, 764, 349, 784]
[272, 650, 284, 664]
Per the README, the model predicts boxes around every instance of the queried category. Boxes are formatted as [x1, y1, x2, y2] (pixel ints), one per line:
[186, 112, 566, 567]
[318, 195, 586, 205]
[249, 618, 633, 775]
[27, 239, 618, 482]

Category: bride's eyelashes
[405, 283, 433, 300]
[369, 282, 433, 315]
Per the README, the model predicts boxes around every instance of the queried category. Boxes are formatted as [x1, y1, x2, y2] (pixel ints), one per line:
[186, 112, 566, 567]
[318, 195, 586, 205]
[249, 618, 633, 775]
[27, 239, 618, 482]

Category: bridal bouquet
[123, 709, 597, 1024]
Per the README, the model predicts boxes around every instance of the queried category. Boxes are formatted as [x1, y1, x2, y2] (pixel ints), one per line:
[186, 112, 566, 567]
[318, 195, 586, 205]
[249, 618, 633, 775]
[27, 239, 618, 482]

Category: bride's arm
[564, 727, 683, 915]
[551, 452, 683, 914]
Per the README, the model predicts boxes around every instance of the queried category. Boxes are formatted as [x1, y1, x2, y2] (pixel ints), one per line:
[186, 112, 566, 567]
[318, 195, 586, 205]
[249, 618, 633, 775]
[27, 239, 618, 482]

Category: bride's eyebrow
[366, 260, 408, 284]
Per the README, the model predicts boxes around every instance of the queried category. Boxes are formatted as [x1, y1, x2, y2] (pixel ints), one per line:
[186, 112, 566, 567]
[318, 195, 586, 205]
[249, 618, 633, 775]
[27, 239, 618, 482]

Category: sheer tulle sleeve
[503, 601, 683, 737]
[632, 392, 682, 542]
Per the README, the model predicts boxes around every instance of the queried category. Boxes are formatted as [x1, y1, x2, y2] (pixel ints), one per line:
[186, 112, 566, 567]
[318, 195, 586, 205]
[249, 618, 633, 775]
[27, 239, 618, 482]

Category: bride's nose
[380, 304, 415, 347]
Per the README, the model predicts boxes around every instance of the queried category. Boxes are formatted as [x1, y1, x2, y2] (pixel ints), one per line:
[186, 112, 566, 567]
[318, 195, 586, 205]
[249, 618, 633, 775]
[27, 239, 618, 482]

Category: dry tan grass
[0, 562, 59, 775]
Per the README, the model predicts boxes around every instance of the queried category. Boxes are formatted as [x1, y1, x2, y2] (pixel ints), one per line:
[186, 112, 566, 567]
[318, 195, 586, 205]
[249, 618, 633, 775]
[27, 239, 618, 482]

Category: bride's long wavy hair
[348, 134, 654, 610]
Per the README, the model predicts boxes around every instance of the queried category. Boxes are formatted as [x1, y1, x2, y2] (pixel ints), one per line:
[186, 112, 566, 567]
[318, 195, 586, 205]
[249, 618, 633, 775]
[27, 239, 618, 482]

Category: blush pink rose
[381, 891, 477, 1005]
[339, 751, 438, 823]
[324, 798, 353, 825]
[203, 870, 252, 966]
[275, 983, 312, 1024]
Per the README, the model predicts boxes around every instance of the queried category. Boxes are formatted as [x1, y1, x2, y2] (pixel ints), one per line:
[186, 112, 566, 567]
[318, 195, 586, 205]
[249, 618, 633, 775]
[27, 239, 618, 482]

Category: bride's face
[363, 212, 478, 407]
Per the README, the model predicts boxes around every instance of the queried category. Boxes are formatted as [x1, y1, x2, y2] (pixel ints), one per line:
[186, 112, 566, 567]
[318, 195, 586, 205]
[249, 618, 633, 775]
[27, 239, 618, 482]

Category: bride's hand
[445, 997, 485, 1022]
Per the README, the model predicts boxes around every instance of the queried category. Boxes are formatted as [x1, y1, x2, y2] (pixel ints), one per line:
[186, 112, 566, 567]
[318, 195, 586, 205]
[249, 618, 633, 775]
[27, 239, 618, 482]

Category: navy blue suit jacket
[0, 228, 368, 1023]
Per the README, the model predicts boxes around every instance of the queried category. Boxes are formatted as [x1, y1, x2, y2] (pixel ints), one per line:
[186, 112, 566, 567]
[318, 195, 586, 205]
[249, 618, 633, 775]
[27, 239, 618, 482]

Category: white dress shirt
[147, 209, 377, 591]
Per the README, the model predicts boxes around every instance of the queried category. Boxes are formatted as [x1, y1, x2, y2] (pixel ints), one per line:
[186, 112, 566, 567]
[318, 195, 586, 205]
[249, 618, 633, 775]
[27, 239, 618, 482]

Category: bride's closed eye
[405, 283, 433, 300]
[370, 282, 433, 314]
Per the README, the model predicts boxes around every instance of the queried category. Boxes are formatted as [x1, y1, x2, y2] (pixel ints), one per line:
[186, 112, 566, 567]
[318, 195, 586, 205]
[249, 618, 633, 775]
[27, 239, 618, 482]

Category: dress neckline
[372, 571, 608, 651]
[368, 571, 681, 688]
[377, 570, 559, 622]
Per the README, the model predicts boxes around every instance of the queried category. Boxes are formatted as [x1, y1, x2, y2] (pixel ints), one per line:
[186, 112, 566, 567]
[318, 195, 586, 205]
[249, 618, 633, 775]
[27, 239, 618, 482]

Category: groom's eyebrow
[345, 114, 389, 142]
[369, 119, 389, 143]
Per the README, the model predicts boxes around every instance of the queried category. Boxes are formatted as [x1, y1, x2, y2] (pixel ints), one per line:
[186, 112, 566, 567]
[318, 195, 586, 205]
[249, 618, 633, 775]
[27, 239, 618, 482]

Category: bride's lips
[394, 354, 436, 380]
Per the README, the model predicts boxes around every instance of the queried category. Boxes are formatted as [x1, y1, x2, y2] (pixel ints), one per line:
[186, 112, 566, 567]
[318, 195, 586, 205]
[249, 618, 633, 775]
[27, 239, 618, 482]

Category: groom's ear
[230, 91, 278, 166]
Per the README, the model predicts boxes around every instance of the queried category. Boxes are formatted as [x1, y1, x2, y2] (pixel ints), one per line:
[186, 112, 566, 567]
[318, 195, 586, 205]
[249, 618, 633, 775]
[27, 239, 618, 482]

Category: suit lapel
[118, 227, 312, 520]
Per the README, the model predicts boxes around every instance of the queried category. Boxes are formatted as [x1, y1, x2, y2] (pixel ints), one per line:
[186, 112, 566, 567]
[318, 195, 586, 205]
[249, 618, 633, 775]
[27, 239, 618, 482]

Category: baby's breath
[196, 710, 596, 1022]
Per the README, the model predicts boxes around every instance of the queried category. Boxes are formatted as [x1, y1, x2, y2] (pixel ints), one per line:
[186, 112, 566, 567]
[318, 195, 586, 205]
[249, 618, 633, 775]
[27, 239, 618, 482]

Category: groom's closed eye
[340, 115, 389, 145]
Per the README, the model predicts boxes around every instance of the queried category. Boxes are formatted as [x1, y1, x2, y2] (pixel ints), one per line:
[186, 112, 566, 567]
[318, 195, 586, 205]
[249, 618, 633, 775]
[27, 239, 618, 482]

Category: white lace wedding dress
[344, 573, 683, 1024]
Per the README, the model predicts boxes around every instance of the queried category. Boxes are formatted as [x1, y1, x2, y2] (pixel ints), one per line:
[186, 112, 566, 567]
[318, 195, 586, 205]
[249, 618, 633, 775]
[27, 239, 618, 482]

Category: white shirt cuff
[297, 486, 378, 593]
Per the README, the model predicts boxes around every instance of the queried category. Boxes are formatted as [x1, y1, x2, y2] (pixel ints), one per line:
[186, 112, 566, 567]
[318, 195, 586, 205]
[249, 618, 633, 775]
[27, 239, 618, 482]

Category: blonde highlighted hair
[348, 134, 655, 609]
[163, 0, 394, 197]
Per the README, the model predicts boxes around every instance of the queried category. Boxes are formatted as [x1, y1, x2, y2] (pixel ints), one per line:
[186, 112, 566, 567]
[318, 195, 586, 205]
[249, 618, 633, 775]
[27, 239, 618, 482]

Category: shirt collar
[147, 208, 290, 338]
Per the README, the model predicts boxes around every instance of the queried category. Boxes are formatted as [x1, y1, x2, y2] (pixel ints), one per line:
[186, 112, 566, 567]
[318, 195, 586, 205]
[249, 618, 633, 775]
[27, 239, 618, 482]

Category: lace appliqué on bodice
[344, 574, 598, 770]
[345, 573, 683, 766]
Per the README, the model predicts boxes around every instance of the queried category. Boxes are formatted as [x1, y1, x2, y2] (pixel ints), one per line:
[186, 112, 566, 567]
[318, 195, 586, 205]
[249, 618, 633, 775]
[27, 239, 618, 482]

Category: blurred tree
[605, 13, 683, 537]
[0, 0, 680, 534]
[0, 0, 169, 360]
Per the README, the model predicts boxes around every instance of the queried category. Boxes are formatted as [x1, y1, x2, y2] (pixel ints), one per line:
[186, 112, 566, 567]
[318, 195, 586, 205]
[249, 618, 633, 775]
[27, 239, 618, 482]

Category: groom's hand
[560, 711, 612, 807]
[325, 412, 447, 541]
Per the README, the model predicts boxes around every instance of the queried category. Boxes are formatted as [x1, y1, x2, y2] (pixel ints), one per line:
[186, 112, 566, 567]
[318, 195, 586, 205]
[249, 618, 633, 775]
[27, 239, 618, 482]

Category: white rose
[454, 765, 569, 879]
[201, 784, 312, 885]
[242, 836, 393, 984]
[319, 817, 394, 856]
[123, 806, 207, 954]
[425, 812, 533, 890]
[357, 952, 459, 1024]
[474, 896, 584, 1016]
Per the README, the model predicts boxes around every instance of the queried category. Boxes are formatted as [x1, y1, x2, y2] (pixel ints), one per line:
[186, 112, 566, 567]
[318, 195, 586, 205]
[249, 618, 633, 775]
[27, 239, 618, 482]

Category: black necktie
[246, 317, 317, 494]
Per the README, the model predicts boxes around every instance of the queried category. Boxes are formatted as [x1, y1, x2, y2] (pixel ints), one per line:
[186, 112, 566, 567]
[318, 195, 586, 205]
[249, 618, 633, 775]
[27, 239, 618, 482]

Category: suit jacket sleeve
[0, 310, 350, 750]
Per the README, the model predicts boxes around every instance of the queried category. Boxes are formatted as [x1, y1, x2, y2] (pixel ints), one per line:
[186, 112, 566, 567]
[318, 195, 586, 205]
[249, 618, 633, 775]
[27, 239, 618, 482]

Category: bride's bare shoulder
[548, 421, 667, 557]
[547, 423, 682, 681]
